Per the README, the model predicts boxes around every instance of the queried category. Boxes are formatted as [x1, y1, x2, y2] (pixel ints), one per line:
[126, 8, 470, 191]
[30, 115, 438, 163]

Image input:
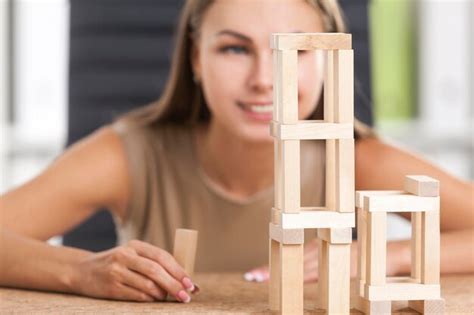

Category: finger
[130, 241, 191, 286]
[112, 283, 155, 302]
[124, 253, 191, 303]
[120, 268, 167, 300]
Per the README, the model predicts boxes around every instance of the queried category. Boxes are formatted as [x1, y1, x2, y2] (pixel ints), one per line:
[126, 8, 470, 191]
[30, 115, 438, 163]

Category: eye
[219, 45, 249, 55]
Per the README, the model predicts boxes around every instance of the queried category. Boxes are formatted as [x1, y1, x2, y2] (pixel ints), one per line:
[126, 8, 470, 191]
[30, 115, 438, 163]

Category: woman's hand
[72, 240, 196, 302]
[244, 239, 359, 283]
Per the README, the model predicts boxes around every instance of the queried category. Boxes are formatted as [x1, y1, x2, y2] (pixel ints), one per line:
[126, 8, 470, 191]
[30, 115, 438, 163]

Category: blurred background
[0, 0, 473, 246]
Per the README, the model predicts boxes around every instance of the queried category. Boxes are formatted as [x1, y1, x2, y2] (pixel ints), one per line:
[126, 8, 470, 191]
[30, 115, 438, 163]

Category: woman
[1, 0, 473, 304]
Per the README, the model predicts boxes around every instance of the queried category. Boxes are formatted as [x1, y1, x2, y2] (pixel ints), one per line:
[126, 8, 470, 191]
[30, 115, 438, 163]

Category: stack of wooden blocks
[355, 175, 444, 314]
[269, 32, 355, 314]
[268, 32, 443, 315]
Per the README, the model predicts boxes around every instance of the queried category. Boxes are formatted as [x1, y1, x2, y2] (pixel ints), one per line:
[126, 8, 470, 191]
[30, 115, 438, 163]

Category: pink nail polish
[182, 277, 195, 292]
[177, 290, 191, 303]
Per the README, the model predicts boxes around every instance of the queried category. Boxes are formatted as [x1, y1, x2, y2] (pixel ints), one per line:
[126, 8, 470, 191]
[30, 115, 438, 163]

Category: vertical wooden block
[408, 299, 445, 314]
[421, 209, 441, 284]
[366, 212, 387, 285]
[405, 175, 440, 197]
[278, 49, 298, 123]
[269, 238, 281, 311]
[324, 50, 336, 211]
[354, 297, 391, 315]
[280, 244, 304, 314]
[316, 239, 328, 309]
[334, 49, 354, 124]
[411, 212, 422, 281]
[357, 208, 368, 296]
[173, 229, 198, 276]
[273, 49, 281, 123]
[336, 138, 355, 212]
[326, 243, 351, 314]
[274, 139, 283, 212]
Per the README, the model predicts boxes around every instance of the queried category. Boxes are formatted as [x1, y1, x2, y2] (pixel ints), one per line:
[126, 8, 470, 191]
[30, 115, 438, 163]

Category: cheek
[298, 52, 324, 116]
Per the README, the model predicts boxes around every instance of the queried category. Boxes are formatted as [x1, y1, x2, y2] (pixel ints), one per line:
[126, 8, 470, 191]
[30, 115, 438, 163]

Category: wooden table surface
[1, 273, 473, 314]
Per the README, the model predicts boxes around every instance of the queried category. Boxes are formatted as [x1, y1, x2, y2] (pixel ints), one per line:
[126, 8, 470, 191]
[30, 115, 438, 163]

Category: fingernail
[191, 283, 201, 295]
[244, 272, 255, 281]
[177, 290, 191, 303]
[255, 272, 265, 282]
[182, 277, 195, 292]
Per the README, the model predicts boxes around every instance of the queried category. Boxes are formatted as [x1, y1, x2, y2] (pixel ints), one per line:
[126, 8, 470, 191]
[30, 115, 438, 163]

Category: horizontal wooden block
[405, 175, 440, 197]
[408, 299, 445, 314]
[269, 223, 304, 244]
[353, 296, 391, 315]
[363, 194, 440, 212]
[365, 277, 441, 301]
[355, 191, 403, 209]
[317, 228, 352, 244]
[280, 207, 355, 229]
[270, 33, 351, 50]
[270, 120, 353, 140]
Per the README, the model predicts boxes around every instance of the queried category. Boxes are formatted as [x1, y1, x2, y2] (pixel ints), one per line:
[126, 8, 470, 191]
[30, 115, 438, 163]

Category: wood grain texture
[422, 209, 441, 284]
[173, 229, 198, 276]
[366, 211, 386, 286]
[411, 212, 422, 281]
[270, 121, 353, 140]
[1, 274, 471, 314]
[271, 33, 352, 50]
[280, 244, 304, 314]
[405, 175, 440, 197]
[269, 223, 304, 244]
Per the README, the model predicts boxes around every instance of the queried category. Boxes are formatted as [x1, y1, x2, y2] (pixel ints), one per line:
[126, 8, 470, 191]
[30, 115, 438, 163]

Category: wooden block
[411, 212, 422, 281]
[324, 50, 336, 212]
[280, 207, 355, 229]
[335, 138, 355, 212]
[173, 229, 198, 276]
[270, 121, 353, 140]
[405, 175, 440, 197]
[363, 194, 440, 212]
[408, 299, 445, 314]
[353, 296, 391, 315]
[269, 223, 304, 244]
[317, 227, 352, 244]
[269, 238, 280, 311]
[271, 207, 281, 225]
[366, 211, 386, 286]
[278, 49, 298, 123]
[316, 239, 328, 309]
[272, 49, 281, 122]
[421, 209, 441, 284]
[326, 243, 351, 314]
[270, 33, 352, 50]
[357, 208, 368, 296]
[281, 140, 300, 213]
[273, 139, 283, 214]
[356, 190, 404, 209]
[365, 281, 441, 301]
[334, 50, 354, 124]
[280, 244, 304, 314]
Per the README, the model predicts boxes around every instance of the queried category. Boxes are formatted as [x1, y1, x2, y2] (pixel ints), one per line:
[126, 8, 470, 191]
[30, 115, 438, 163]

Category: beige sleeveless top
[111, 120, 326, 272]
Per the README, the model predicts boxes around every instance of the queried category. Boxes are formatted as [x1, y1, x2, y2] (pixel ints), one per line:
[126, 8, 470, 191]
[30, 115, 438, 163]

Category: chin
[239, 123, 274, 144]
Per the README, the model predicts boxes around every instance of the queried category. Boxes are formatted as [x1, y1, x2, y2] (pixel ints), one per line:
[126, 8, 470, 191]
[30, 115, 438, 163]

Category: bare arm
[355, 137, 474, 275]
[0, 127, 195, 302]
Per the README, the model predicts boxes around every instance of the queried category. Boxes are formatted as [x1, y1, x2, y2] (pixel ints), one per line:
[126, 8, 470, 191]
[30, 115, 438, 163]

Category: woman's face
[192, 0, 325, 143]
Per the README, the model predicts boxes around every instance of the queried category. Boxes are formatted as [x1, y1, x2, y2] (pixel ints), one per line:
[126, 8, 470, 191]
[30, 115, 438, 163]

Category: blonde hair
[120, 0, 374, 138]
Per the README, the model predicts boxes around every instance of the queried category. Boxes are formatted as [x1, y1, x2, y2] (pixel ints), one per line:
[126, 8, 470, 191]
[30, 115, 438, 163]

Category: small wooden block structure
[269, 32, 354, 314]
[355, 175, 444, 314]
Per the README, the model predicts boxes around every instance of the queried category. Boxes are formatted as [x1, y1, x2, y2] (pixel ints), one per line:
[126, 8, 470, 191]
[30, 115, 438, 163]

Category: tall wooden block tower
[269, 33, 355, 315]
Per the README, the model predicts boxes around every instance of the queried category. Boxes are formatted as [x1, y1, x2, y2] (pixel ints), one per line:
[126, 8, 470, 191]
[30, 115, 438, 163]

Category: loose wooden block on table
[405, 175, 440, 197]
[270, 33, 352, 50]
[173, 229, 198, 276]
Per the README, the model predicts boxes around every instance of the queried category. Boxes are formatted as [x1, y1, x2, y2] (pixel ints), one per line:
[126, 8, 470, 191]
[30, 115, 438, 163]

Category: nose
[248, 50, 273, 93]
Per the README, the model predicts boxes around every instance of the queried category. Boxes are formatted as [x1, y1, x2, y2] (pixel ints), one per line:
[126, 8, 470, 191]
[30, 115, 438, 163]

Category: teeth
[249, 104, 273, 113]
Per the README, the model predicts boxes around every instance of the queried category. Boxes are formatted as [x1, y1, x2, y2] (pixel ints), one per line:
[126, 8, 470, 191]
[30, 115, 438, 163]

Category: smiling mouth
[237, 102, 273, 113]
